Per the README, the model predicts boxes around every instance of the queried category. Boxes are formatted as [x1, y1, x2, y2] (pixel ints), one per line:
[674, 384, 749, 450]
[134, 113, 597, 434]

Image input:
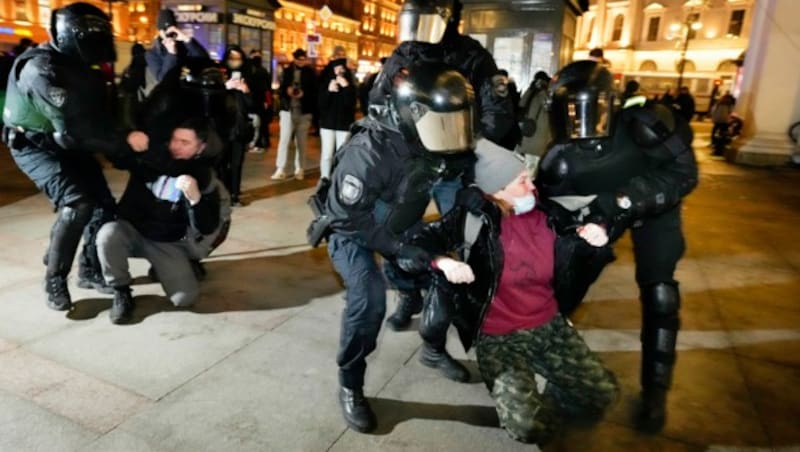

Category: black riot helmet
[548, 60, 620, 143]
[390, 62, 475, 154]
[50, 3, 116, 64]
[398, 0, 462, 44]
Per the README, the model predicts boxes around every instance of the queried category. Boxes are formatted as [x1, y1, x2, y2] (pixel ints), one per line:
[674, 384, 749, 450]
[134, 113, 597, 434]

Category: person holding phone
[272, 48, 318, 181]
[220, 46, 253, 206]
[145, 9, 210, 84]
[318, 46, 356, 180]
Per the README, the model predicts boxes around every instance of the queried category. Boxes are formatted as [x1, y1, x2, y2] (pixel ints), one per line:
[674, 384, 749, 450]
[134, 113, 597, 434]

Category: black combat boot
[338, 386, 377, 433]
[76, 267, 114, 294]
[419, 342, 470, 382]
[385, 290, 423, 331]
[45, 274, 72, 311]
[637, 387, 667, 433]
[110, 286, 134, 325]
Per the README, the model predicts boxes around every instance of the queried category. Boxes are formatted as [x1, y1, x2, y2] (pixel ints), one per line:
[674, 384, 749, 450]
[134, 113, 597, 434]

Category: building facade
[574, 0, 753, 109]
[0, 0, 157, 65]
[460, 0, 587, 92]
[273, 0, 360, 69]
[356, 0, 401, 77]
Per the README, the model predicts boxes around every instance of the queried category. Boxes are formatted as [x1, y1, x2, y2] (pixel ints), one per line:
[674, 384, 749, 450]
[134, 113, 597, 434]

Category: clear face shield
[397, 8, 451, 44]
[565, 91, 615, 140]
[409, 101, 474, 153]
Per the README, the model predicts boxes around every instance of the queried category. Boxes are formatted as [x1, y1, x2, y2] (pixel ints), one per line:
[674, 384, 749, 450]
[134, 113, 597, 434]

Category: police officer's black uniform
[537, 61, 699, 432]
[373, 0, 520, 331]
[2, 3, 140, 311]
[325, 63, 475, 433]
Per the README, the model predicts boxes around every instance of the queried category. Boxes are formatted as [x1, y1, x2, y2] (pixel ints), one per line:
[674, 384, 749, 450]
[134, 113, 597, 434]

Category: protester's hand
[175, 175, 201, 205]
[328, 79, 339, 92]
[395, 245, 432, 273]
[577, 223, 609, 247]
[162, 37, 177, 55]
[165, 26, 190, 43]
[456, 186, 488, 214]
[226, 78, 249, 93]
[435, 257, 474, 284]
[335, 75, 349, 88]
[127, 131, 149, 152]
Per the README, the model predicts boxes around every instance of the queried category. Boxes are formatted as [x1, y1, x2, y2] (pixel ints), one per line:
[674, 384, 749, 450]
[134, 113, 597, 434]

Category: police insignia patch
[340, 174, 364, 205]
[47, 87, 67, 107]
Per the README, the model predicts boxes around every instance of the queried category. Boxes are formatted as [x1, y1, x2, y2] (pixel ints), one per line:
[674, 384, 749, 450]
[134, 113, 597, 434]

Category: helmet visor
[565, 91, 614, 139]
[413, 104, 474, 153]
[398, 11, 449, 44]
[76, 15, 116, 63]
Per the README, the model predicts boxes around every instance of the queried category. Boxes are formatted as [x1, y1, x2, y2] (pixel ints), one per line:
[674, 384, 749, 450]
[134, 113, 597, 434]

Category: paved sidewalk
[0, 124, 799, 451]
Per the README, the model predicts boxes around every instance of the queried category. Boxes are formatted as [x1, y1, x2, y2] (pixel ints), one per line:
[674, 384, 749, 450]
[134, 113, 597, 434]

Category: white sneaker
[294, 169, 305, 180]
[248, 146, 265, 154]
[271, 170, 287, 180]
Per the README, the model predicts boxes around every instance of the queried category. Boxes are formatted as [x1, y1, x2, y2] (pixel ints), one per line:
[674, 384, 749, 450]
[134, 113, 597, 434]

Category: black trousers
[11, 145, 115, 276]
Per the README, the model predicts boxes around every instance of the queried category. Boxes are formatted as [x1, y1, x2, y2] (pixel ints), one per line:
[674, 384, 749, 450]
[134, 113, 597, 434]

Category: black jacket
[369, 31, 520, 149]
[3, 44, 128, 156]
[114, 151, 221, 243]
[326, 117, 448, 257]
[538, 101, 698, 239]
[145, 37, 210, 83]
[318, 58, 356, 131]
[408, 202, 614, 351]
[278, 63, 318, 115]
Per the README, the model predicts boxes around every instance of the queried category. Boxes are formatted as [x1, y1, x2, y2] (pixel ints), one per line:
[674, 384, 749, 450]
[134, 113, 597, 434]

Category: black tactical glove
[590, 192, 632, 241]
[395, 245, 433, 274]
[455, 186, 489, 214]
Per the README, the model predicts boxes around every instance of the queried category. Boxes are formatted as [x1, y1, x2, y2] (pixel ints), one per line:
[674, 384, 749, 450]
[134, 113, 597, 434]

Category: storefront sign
[177, 4, 204, 12]
[176, 11, 221, 23]
[231, 13, 276, 30]
[245, 9, 266, 18]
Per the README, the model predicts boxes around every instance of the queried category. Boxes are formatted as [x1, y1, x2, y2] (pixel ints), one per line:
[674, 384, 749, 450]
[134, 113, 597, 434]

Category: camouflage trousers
[476, 314, 619, 444]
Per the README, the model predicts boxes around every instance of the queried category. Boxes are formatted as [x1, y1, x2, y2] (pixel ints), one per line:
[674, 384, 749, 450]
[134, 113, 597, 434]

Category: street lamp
[674, 16, 702, 90]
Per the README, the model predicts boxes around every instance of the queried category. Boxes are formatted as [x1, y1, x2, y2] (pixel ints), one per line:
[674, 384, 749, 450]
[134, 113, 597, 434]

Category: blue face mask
[512, 193, 536, 215]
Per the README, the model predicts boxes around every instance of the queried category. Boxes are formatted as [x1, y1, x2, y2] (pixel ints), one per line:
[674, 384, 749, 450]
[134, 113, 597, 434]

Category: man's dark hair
[589, 47, 604, 58]
[292, 48, 307, 59]
[176, 118, 210, 143]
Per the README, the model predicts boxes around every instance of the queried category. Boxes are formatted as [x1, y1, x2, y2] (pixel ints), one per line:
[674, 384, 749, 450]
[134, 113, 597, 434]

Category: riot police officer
[375, 0, 521, 331]
[2, 3, 148, 311]
[537, 60, 699, 432]
[326, 62, 475, 433]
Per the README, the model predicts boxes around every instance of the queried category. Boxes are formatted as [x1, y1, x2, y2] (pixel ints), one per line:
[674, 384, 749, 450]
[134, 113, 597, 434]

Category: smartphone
[231, 71, 242, 81]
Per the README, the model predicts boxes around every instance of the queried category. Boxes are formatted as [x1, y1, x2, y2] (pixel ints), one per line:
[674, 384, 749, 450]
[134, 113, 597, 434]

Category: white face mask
[512, 193, 536, 215]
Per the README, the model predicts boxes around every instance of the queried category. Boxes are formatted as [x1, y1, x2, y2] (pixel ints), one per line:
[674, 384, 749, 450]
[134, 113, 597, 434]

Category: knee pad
[59, 201, 94, 226]
[642, 282, 680, 319]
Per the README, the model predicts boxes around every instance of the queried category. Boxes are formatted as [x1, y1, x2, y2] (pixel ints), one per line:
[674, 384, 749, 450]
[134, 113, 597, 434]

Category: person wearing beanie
[400, 138, 619, 445]
[145, 8, 210, 84]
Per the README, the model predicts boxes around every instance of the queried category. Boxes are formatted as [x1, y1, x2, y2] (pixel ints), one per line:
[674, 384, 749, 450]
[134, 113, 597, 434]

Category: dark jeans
[328, 233, 387, 389]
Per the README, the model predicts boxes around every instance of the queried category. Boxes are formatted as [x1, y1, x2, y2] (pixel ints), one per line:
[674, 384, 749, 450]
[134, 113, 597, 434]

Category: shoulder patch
[340, 174, 364, 205]
[47, 87, 67, 108]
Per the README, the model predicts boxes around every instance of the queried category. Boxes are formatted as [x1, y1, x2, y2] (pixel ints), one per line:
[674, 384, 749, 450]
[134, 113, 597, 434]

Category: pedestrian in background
[272, 48, 317, 181]
[318, 46, 356, 180]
